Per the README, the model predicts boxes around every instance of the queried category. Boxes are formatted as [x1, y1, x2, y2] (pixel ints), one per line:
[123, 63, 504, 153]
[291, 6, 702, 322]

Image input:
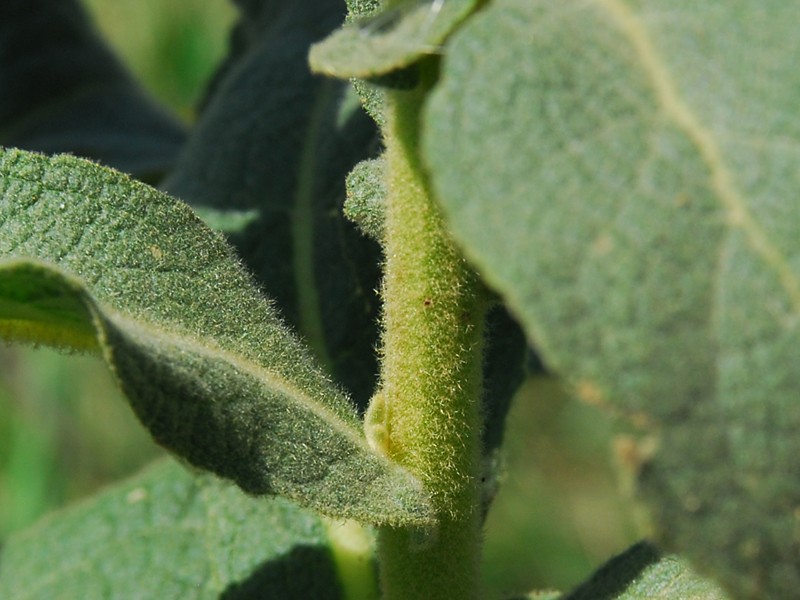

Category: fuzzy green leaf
[0, 0, 186, 181]
[503, 543, 729, 600]
[562, 542, 729, 600]
[0, 147, 433, 527]
[310, 0, 482, 127]
[309, 0, 479, 79]
[0, 458, 355, 599]
[164, 1, 383, 410]
[424, 0, 800, 596]
[344, 157, 387, 241]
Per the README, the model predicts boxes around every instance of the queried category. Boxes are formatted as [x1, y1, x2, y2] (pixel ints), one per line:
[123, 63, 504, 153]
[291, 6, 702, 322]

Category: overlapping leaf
[0, 458, 352, 599]
[423, 0, 800, 597]
[310, 0, 482, 127]
[310, 0, 479, 79]
[163, 0, 383, 410]
[0, 147, 433, 527]
[0, 0, 186, 181]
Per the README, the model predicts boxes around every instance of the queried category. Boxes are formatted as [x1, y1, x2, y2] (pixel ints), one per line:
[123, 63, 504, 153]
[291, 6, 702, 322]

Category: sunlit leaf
[0, 148, 433, 527]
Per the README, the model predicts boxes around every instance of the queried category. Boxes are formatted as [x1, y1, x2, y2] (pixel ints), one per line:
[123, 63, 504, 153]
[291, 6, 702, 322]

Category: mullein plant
[0, 1, 794, 599]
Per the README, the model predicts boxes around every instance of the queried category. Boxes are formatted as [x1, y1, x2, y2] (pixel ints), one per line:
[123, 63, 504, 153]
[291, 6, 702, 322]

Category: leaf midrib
[107, 311, 368, 453]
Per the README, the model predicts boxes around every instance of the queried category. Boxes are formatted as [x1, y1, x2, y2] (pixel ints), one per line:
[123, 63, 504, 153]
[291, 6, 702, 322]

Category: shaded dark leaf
[0, 0, 186, 181]
[164, 0, 383, 410]
[481, 304, 528, 456]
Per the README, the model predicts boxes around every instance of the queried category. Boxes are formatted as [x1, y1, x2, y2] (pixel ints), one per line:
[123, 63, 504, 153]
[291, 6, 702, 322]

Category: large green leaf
[0, 147, 433, 527]
[163, 0, 383, 411]
[0, 458, 362, 599]
[423, 1, 800, 597]
[0, 0, 186, 181]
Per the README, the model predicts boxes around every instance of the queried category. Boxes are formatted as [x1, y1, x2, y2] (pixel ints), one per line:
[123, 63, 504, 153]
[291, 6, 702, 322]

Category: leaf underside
[0, 458, 346, 600]
[0, 147, 433, 528]
[424, 0, 800, 597]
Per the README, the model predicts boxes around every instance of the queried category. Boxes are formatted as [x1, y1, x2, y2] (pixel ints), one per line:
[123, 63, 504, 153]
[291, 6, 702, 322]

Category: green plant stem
[375, 70, 487, 600]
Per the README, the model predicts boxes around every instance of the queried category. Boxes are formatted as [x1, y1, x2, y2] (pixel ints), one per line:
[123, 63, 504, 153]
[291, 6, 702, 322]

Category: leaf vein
[108, 312, 369, 455]
[599, 0, 800, 312]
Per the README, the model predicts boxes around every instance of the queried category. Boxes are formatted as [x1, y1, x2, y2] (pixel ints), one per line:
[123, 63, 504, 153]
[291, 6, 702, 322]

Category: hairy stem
[375, 67, 487, 600]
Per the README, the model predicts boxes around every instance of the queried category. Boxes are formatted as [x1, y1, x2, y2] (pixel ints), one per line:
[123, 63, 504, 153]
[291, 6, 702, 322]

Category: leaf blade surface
[0, 459, 350, 600]
[423, 1, 800, 595]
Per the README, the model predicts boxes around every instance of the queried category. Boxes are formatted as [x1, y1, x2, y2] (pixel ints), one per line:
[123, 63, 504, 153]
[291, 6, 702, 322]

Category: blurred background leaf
[0, 345, 162, 537]
[482, 377, 640, 597]
[557, 541, 730, 600]
[0, 0, 191, 181]
[82, 0, 236, 117]
[161, 0, 384, 410]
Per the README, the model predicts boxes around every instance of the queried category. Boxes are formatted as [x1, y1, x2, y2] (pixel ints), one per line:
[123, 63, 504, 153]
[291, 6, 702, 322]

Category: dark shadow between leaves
[221, 544, 342, 600]
[365, 65, 420, 90]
